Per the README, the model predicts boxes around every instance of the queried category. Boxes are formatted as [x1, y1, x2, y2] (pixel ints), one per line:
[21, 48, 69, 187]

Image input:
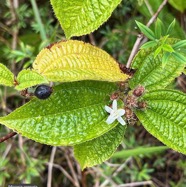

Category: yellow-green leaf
[15, 69, 49, 90]
[50, 0, 122, 38]
[33, 40, 128, 82]
[0, 63, 14, 87]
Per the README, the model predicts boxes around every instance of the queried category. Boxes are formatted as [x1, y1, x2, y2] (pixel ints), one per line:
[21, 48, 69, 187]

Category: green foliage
[113, 146, 168, 158]
[126, 164, 154, 181]
[0, 158, 10, 185]
[18, 157, 46, 183]
[0, 0, 186, 180]
[169, 0, 186, 13]
[155, 18, 164, 39]
[136, 19, 186, 66]
[15, 69, 49, 90]
[129, 39, 185, 90]
[135, 21, 156, 40]
[4, 4, 33, 29]
[33, 40, 128, 83]
[30, 0, 47, 41]
[0, 64, 14, 87]
[50, 0, 122, 38]
[0, 81, 118, 146]
[166, 19, 176, 35]
[137, 0, 186, 39]
[173, 40, 186, 49]
[74, 124, 126, 169]
[135, 89, 186, 154]
[11, 42, 35, 68]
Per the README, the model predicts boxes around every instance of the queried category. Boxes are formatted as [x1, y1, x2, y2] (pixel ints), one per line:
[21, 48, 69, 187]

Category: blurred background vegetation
[0, 0, 186, 186]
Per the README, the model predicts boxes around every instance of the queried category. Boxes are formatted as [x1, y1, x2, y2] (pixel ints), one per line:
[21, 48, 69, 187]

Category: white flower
[105, 99, 126, 126]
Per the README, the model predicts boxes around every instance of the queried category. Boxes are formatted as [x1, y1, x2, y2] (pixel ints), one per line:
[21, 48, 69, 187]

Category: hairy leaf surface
[129, 39, 185, 90]
[33, 40, 128, 82]
[0, 81, 117, 146]
[74, 124, 125, 169]
[0, 63, 14, 87]
[50, 0, 122, 38]
[135, 89, 186, 154]
[15, 69, 49, 90]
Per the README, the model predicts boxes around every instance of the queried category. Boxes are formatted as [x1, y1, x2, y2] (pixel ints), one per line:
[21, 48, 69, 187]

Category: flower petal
[117, 109, 125, 116]
[112, 99, 117, 111]
[117, 116, 126, 126]
[105, 106, 112, 113]
[106, 115, 116, 124]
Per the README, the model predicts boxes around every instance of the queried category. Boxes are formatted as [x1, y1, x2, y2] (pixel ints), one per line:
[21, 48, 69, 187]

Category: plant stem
[126, 0, 168, 68]
[30, 0, 47, 41]
[47, 146, 56, 187]
[0, 132, 17, 143]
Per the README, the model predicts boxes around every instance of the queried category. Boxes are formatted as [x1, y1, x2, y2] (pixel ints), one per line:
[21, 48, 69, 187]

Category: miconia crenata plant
[0, 0, 186, 170]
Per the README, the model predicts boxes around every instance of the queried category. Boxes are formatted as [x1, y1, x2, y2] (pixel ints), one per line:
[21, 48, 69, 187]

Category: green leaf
[135, 21, 155, 40]
[15, 69, 49, 90]
[135, 89, 186, 154]
[172, 52, 186, 64]
[168, 0, 186, 13]
[162, 44, 174, 53]
[166, 19, 176, 35]
[33, 40, 128, 82]
[129, 39, 185, 91]
[154, 46, 162, 58]
[0, 63, 14, 87]
[138, 1, 185, 39]
[155, 18, 163, 39]
[140, 41, 157, 49]
[113, 146, 168, 158]
[162, 52, 171, 68]
[172, 40, 186, 50]
[74, 124, 126, 169]
[50, 0, 122, 38]
[0, 81, 117, 146]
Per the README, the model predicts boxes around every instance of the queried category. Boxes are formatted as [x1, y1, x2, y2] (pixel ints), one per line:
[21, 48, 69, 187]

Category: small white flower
[105, 99, 126, 126]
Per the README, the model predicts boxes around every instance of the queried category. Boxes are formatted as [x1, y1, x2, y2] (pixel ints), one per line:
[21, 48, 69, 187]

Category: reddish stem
[0, 132, 17, 143]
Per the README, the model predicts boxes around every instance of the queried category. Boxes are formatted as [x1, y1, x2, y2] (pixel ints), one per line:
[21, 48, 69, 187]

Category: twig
[47, 146, 57, 187]
[89, 33, 96, 45]
[2, 143, 12, 159]
[126, 0, 168, 68]
[18, 135, 26, 171]
[144, 0, 154, 16]
[0, 132, 17, 143]
[92, 167, 117, 187]
[81, 170, 87, 187]
[117, 180, 155, 187]
[7, 0, 17, 25]
[8, 0, 19, 73]
[46, 163, 76, 185]
[152, 177, 166, 187]
[64, 148, 80, 187]
[100, 158, 132, 187]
